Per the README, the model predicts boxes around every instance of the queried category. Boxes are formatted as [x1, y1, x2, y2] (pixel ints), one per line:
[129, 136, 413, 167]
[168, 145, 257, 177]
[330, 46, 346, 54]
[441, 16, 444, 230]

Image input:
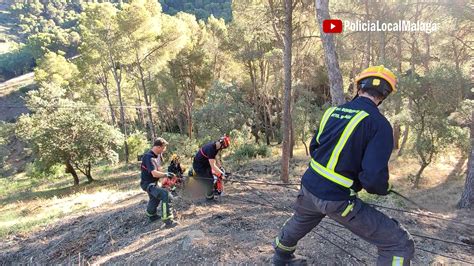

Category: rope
[322, 220, 473, 248]
[188, 174, 474, 230]
[189, 175, 473, 227]
[234, 185, 369, 264]
[318, 224, 377, 259]
[312, 231, 367, 264]
[223, 177, 474, 227]
[411, 233, 473, 248]
[222, 183, 473, 264]
[369, 203, 474, 227]
[322, 220, 473, 264]
[230, 179, 301, 187]
[189, 176, 301, 190]
[205, 176, 474, 227]
[416, 247, 474, 264]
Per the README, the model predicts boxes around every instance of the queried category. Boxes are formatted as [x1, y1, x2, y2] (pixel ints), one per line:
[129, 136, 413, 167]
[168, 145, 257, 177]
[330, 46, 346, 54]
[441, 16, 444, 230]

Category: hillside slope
[1, 156, 472, 264]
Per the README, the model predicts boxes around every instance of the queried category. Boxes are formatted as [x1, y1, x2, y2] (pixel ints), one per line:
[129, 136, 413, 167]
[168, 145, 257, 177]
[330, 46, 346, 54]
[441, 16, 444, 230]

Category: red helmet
[219, 134, 230, 148]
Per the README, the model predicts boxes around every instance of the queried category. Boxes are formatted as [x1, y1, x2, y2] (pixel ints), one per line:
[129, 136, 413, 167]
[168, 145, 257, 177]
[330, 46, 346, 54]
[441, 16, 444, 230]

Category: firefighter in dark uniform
[140, 137, 177, 227]
[272, 66, 415, 265]
[192, 135, 230, 200]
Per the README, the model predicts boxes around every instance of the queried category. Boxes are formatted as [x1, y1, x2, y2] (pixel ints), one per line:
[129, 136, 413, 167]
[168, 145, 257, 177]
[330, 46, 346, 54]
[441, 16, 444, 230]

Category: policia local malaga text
[345, 20, 438, 34]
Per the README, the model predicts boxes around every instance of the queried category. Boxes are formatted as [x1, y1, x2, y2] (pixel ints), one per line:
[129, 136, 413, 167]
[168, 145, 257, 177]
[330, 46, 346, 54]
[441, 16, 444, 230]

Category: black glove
[166, 172, 176, 178]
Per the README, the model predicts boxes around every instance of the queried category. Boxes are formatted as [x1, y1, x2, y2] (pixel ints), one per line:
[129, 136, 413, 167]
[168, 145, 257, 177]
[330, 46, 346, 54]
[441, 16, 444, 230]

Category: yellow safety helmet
[171, 154, 180, 162]
[355, 65, 397, 93]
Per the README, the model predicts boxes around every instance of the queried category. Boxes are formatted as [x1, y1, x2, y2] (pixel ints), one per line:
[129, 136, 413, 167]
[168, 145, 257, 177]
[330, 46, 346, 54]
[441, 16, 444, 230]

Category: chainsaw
[212, 167, 231, 196]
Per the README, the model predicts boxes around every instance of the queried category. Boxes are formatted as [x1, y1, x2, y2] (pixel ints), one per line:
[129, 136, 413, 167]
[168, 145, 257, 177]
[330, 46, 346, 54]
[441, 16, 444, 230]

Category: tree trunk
[393, 124, 401, 149]
[75, 162, 95, 183]
[379, 31, 386, 64]
[422, 33, 431, 72]
[302, 138, 309, 156]
[66, 160, 80, 186]
[85, 162, 94, 182]
[458, 111, 474, 208]
[413, 113, 429, 188]
[109, 53, 129, 164]
[290, 112, 295, 159]
[414, 162, 428, 188]
[281, 0, 293, 183]
[315, 0, 345, 106]
[136, 52, 156, 142]
[135, 86, 146, 131]
[363, 0, 371, 68]
[393, 31, 403, 150]
[247, 60, 261, 143]
[264, 100, 271, 145]
[267, 100, 275, 140]
[85, 173, 94, 182]
[184, 92, 194, 139]
[398, 125, 409, 156]
[100, 71, 117, 126]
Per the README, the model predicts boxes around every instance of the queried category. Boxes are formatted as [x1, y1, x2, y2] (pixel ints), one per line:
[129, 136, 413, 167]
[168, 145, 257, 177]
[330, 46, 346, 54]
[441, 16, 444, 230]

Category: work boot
[162, 219, 178, 229]
[206, 194, 215, 201]
[148, 214, 161, 222]
[272, 252, 307, 266]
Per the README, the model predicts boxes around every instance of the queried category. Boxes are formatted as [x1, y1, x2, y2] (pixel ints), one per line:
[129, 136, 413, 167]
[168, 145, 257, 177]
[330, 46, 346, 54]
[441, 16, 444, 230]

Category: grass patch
[0, 163, 141, 237]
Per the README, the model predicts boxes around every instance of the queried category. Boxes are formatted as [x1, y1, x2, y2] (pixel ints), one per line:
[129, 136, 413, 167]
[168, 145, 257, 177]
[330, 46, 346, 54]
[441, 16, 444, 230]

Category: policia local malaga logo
[322, 19, 439, 34]
[345, 20, 438, 34]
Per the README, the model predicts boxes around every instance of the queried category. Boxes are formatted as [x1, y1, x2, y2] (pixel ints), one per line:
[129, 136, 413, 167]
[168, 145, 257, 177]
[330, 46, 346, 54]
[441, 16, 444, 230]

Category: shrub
[125, 132, 149, 162]
[232, 143, 270, 160]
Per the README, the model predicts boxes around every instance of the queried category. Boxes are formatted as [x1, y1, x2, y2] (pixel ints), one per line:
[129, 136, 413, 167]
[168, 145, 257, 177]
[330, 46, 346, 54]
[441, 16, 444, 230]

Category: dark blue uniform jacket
[302, 96, 393, 201]
[140, 150, 159, 189]
[193, 142, 218, 176]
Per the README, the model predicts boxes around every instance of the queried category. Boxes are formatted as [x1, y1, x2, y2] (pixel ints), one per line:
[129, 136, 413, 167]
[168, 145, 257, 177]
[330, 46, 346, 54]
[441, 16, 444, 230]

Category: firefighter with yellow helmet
[272, 66, 415, 265]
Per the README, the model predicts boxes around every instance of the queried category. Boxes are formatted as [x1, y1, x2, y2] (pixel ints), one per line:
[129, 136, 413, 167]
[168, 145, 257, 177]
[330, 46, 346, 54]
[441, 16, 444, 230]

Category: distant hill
[159, 0, 232, 22]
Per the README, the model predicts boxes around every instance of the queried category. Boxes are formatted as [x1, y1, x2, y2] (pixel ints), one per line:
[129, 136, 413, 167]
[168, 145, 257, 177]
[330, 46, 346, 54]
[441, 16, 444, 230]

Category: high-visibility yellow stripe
[327, 111, 369, 170]
[310, 159, 353, 188]
[146, 211, 156, 217]
[341, 202, 354, 217]
[162, 203, 168, 220]
[275, 237, 296, 252]
[316, 107, 337, 144]
[392, 256, 404, 266]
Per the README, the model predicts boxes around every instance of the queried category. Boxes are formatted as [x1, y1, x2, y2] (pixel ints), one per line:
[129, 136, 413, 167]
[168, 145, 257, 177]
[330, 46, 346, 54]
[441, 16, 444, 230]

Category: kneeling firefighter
[192, 135, 230, 201]
[140, 138, 177, 227]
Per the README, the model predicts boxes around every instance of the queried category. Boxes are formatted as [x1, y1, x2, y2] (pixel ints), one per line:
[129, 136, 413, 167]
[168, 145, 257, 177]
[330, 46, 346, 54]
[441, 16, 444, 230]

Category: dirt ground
[1, 157, 473, 265]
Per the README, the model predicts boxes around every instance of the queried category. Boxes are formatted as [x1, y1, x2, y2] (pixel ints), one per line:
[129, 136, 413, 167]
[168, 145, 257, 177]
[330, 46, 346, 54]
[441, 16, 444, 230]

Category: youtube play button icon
[323, 19, 343, 33]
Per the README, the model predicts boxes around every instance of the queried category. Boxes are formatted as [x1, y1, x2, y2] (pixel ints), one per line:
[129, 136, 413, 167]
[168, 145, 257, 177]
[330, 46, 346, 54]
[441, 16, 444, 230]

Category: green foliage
[157, 13, 214, 137]
[25, 161, 64, 180]
[0, 43, 35, 79]
[231, 143, 271, 161]
[9, 0, 81, 51]
[448, 99, 473, 155]
[124, 132, 149, 161]
[1, 0, 82, 77]
[400, 66, 469, 185]
[78, 3, 123, 67]
[34, 51, 79, 90]
[194, 82, 252, 140]
[293, 85, 327, 153]
[159, 0, 232, 22]
[117, 0, 188, 71]
[160, 132, 201, 161]
[16, 85, 123, 179]
[0, 122, 14, 175]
